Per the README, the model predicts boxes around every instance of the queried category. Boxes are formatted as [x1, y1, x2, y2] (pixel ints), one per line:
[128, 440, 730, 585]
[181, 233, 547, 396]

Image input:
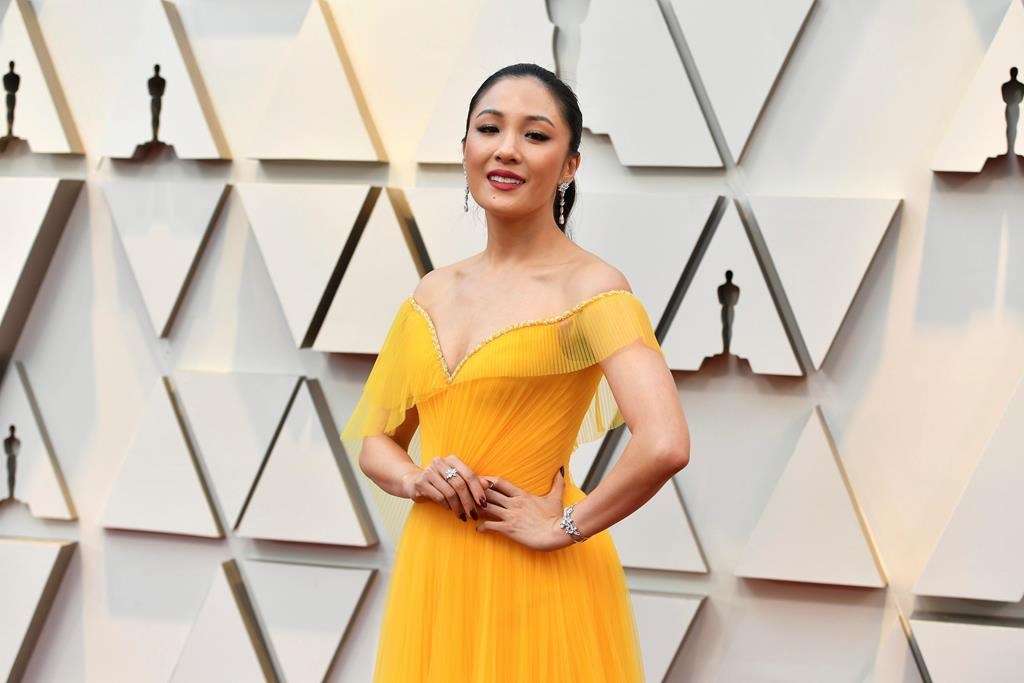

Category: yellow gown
[340, 288, 664, 682]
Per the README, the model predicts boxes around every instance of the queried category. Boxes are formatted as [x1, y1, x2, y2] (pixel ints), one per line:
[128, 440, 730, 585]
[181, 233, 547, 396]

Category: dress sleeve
[569, 290, 665, 447]
[339, 299, 425, 441]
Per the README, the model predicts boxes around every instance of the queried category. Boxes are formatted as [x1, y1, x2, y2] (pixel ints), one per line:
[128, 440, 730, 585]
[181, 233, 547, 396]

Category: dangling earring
[558, 180, 570, 225]
[463, 165, 469, 212]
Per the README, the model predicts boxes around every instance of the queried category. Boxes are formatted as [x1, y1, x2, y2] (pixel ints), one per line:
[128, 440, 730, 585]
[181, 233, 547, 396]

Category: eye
[475, 125, 549, 142]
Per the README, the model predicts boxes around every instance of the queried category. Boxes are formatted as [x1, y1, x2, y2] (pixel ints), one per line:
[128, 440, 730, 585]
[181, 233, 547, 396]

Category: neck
[480, 204, 567, 270]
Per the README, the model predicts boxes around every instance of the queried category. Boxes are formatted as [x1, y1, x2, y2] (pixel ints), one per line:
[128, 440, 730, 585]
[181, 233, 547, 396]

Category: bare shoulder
[566, 251, 633, 303]
[411, 254, 478, 305]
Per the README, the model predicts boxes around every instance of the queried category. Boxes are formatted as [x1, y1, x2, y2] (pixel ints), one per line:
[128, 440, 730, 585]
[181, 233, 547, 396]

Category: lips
[487, 170, 526, 190]
[487, 168, 525, 182]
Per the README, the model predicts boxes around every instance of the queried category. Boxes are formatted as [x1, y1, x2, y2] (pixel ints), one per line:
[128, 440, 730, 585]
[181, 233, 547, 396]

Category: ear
[564, 151, 581, 180]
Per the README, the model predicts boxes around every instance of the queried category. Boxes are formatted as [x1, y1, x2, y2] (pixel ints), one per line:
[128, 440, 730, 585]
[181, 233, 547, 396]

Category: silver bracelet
[559, 504, 590, 543]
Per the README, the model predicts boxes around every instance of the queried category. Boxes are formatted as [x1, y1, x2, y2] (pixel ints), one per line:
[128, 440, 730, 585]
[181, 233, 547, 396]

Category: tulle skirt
[371, 493, 646, 682]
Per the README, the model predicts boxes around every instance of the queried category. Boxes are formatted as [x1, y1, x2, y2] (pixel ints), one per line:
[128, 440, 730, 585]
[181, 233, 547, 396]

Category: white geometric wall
[0, 0, 1020, 681]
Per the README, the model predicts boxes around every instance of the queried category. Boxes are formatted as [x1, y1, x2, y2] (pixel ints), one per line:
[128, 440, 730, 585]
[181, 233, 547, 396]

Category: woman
[341, 63, 690, 681]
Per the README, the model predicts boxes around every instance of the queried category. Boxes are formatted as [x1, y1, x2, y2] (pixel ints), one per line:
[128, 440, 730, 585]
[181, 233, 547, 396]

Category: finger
[487, 476, 525, 498]
[425, 462, 460, 513]
[476, 520, 504, 535]
[443, 455, 489, 512]
[484, 486, 512, 508]
[433, 457, 477, 519]
[479, 499, 507, 520]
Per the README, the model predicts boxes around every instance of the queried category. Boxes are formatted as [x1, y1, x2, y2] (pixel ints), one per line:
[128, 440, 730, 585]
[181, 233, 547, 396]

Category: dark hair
[460, 63, 583, 234]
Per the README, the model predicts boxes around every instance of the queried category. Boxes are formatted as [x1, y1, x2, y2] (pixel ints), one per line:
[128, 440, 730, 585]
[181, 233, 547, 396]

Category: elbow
[654, 433, 690, 473]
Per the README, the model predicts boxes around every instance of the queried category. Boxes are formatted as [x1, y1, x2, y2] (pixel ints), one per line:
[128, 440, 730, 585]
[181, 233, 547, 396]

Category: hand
[475, 468, 573, 551]
[402, 455, 492, 523]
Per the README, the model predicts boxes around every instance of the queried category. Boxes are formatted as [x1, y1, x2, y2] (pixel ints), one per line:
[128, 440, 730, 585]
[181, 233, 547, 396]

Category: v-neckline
[408, 289, 633, 383]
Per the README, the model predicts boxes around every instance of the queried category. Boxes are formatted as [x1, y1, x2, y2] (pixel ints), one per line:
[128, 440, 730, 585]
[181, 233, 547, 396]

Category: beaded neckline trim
[408, 289, 634, 383]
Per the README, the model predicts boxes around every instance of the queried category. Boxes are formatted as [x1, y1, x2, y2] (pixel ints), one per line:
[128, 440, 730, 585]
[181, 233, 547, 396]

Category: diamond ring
[443, 466, 458, 481]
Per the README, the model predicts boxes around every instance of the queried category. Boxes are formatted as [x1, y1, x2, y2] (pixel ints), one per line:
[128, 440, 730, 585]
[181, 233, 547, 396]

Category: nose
[494, 130, 521, 162]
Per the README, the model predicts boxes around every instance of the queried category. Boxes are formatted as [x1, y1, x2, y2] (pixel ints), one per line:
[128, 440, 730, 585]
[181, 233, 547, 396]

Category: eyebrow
[474, 108, 554, 127]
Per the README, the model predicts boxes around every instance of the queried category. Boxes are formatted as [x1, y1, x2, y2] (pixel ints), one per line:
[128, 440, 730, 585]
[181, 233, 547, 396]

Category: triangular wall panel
[404, 186, 485, 267]
[104, 180, 228, 338]
[99, 0, 228, 159]
[911, 619, 1024, 681]
[101, 377, 221, 538]
[236, 182, 371, 348]
[571, 191, 718, 327]
[751, 196, 899, 370]
[914, 372, 1024, 602]
[313, 189, 421, 353]
[170, 561, 273, 683]
[0, 177, 82, 383]
[932, 0, 1024, 171]
[242, 559, 373, 683]
[577, 0, 720, 167]
[247, 0, 383, 161]
[631, 591, 703, 682]
[734, 407, 885, 587]
[236, 379, 376, 547]
[0, 362, 74, 519]
[415, 1, 555, 164]
[173, 371, 301, 529]
[662, 202, 801, 375]
[0, 0, 82, 153]
[0, 537, 76, 683]
[669, 0, 814, 161]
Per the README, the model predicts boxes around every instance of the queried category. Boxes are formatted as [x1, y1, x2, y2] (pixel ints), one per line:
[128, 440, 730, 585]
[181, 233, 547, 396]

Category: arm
[559, 337, 690, 540]
[358, 405, 421, 499]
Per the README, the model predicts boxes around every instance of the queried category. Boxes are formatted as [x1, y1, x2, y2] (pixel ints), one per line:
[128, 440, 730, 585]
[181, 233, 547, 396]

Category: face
[462, 77, 579, 222]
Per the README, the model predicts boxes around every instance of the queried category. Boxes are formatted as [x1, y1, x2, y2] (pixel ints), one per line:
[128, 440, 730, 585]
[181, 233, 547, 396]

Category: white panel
[662, 203, 801, 375]
[242, 560, 373, 683]
[0, 177, 59, 321]
[0, 362, 73, 519]
[911, 619, 1024, 683]
[236, 182, 370, 347]
[914, 373, 1024, 602]
[313, 190, 421, 353]
[631, 591, 703, 682]
[577, 0, 720, 167]
[236, 380, 373, 546]
[170, 563, 267, 683]
[670, 0, 814, 161]
[101, 377, 220, 538]
[932, 1, 1024, 171]
[174, 371, 300, 529]
[404, 186, 485, 267]
[415, 1, 554, 164]
[571, 191, 716, 324]
[752, 196, 899, 369]
[0, 0, 80, 153]
[0, 538, 73, 682]
[247, 0, 380, 161]
[735, 408, 885, 587]
[99, 0, 224, 159]
[103, 180, 225, 337]
[613, 479, 706, 574]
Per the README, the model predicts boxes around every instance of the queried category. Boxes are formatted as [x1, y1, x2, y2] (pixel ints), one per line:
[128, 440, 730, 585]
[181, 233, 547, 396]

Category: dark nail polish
[479, 497, 487, 507]
[459, 512, 467, 522]
[559, 466, 565, 477]
[470, 510, 478, 520]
